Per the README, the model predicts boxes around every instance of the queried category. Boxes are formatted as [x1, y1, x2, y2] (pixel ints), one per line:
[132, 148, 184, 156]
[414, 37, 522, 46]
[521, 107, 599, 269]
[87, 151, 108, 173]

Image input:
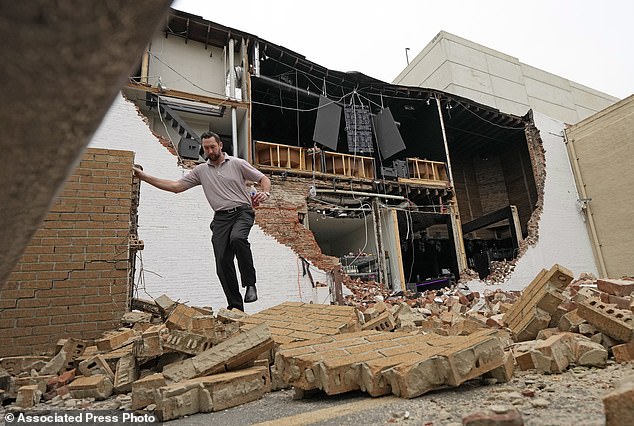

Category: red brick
[597, 279, 634, 297]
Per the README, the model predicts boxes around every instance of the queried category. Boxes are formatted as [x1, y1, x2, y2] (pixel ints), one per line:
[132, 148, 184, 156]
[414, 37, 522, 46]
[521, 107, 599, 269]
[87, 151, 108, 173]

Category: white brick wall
[468, 112, 599, 292]
[89, 94, 329, 313]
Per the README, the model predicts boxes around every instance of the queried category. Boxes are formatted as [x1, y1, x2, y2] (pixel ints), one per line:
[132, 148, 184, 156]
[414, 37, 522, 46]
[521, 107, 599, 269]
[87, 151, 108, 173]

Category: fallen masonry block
[11, 376, 51, 399]
[440, 330, 507, 387]
[153, 382, 201, 421]
[239, 302, 362, 345]
[558, 309, 586, 332]
[15, 384, 42, 408]
[137, 324, 166, 359]
[131, 298, 164, 321]
[154, 366, 270, 421]
[576, 297, 634, 342]
[612, 341, 634, 363]
[483, 351, 515, 383]
[190, 366, 270, 412]
[503, 264, 573, 342]
[131, 373, 166, 410]
[275, 329, 506, 399]
[121, 311, 153, 326]
[578, 323, 598, 336]
[597, 278, 634, 297]
[155, 294, 178, 316]
[114, 353, 139, 393]
[166, 303, 203, 331]
[40, 338, 89, 375]
[78, 355, 115, 382]
[533, 334, 573, 373]
[46, 368, 76, 394]
[95, 328, 138, 352]
[574, 338, 607, 367]
[162, 329, 216, 355]
[162, 323, 273, 382]
[216, 307, 248, 323]
[536, 328, 560, 340]
[362, 311, 396, 332]
[603, 375, 634, 426]
[68, 374, 113, 400]
[447, 316, 488, 336]
[600, 292, 632, 310]
[0, 356, 49, 375]
[513, 332, 607, 373]
[191, 315, 216, 333]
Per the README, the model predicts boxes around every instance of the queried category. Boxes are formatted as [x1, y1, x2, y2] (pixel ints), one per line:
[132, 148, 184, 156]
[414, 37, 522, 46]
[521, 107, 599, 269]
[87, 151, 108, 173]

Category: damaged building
[2, 7, 624, 355]
[114, 9, 566, 302]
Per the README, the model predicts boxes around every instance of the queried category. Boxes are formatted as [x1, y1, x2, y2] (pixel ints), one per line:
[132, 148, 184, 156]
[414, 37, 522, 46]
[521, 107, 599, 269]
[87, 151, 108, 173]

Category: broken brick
[78, 355, 115, 382]
[162, 329, 217, 355]
[612, 341, 634, 363]
[362, 311, 396, 332]
[132, 373, 166, 410]
[558, 309, 586, 332]
[95, 328, 138, 352]
[166, 303, 202, 331]
[597, 278, 634, 297]
[162, 323, 273, 382]
[0, 356, 49, 375]
[503, 265, 573, 341]
[576, 297, 634, 342]
[114, 353, 139, 393]
[603, 376, 634, 426]
[68, 374, 113, 400]
[15, 384, 42, 408]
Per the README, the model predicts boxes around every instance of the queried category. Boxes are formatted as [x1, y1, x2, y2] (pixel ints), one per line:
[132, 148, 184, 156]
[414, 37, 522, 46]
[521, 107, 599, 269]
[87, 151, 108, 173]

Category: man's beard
[207, 152, 220, 161]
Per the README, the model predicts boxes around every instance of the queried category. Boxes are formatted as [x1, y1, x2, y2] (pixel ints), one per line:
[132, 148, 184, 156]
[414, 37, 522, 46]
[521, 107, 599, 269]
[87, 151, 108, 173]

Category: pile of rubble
[1, 266, 633, 423]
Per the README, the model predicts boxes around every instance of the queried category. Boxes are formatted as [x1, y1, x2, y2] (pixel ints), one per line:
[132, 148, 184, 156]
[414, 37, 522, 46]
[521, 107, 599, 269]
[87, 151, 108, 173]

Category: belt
[215, 204, 252, 215]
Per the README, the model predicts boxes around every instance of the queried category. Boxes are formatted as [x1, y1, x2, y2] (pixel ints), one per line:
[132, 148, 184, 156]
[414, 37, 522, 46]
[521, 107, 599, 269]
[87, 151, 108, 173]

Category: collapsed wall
[0, 148, 139, 357]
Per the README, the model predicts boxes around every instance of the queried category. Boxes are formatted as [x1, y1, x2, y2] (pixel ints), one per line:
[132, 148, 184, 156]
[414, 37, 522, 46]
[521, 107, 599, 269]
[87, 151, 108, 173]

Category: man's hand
[251, 191, 270, 206]
[132, 166, 145, 181]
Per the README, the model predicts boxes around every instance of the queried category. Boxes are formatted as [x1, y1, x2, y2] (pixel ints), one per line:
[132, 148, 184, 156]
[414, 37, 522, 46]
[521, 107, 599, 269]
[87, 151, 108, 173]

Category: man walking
[133, 131, 271, 311]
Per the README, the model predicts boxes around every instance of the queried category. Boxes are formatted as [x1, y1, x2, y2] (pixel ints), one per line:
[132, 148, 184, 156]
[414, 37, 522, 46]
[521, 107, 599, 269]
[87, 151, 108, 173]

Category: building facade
[565, 95, 634, 278]
[393, 31, 619, 123]
[95, 9, 610, 308]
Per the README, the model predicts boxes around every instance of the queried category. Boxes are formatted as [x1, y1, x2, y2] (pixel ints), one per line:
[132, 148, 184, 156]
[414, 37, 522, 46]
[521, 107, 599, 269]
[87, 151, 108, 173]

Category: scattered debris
[0, 265, 632, 424]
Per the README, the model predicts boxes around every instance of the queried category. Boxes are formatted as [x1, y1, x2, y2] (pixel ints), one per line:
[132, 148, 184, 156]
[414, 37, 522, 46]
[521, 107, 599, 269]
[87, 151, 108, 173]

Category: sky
[171, 0, 633, 99]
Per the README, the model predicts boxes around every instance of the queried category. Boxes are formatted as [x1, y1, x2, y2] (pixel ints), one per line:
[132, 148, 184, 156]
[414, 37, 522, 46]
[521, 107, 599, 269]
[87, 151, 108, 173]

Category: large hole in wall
[306, 208, 381, 282]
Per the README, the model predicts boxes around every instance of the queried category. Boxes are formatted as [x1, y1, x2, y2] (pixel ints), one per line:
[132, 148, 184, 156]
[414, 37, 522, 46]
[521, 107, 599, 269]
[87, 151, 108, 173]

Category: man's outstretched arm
[133, 166, 188, 193]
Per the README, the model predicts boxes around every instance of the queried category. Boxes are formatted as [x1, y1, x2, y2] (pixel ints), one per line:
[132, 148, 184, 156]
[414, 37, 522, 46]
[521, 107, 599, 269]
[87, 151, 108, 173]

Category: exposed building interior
[124, 9, 541, 289]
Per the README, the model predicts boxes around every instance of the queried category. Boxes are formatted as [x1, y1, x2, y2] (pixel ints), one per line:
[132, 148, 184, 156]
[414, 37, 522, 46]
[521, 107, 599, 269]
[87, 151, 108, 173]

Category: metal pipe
[315, 188, 407, 201]
[435, 97, 455, 186]
[253, 74, 322, 100]
[564, 130, 608, 277]
[436, 98, 467, 273]
[228, 38, 238, 157]
[253, 40, 260, 77]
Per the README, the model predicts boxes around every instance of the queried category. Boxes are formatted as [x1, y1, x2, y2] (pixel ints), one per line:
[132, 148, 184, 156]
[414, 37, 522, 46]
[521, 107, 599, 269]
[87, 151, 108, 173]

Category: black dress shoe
[244, 286, 258, 303]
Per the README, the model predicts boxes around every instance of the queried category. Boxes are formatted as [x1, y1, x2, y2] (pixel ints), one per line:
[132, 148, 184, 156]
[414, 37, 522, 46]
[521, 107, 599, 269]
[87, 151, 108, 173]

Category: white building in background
[394, 31, 619, 123]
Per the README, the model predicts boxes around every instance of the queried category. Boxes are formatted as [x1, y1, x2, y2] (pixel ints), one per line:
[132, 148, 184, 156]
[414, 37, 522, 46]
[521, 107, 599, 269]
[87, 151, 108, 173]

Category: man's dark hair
[200, 131, 221, 143]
